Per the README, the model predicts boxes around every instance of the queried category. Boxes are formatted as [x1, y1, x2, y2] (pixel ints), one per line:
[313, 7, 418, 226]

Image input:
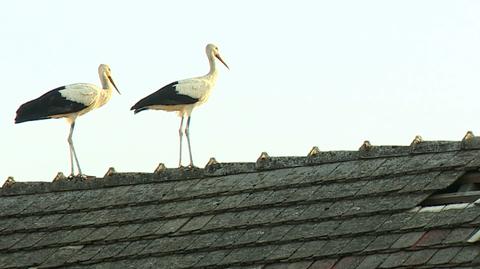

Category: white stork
[15, 64, 120, 177]
[131, 44, 229, 167]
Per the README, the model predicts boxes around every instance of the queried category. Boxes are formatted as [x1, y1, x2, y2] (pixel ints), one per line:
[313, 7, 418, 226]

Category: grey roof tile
[0, 196, 35, 217]
[306, 259, 337, 269]
[266, 242, 303, 261]
[311, 200, 351, 219]
[316, 237, 352, 257]
[331, 256, 365, 269]
[328, 160, 365, 181]
[0, 232, 26, 251]
[194, 249, 232, 267]
[369, 212, 415, 232]
[82, 226, 118, 243]
[355, 254, 389, 269]
[154, 217, 189, 235]
[391, 231, 425, 249]
[104, 223, 142, 241]
[379, 251, 412, 268]
[450, 246, 480, 264]
[312, 181, 365, 201]
[341, 235, 376, 253]
[443, 149, 480, 167]
[34, 229, 74, 248]
[289, 240, 328, 259]
[3, 215, 40, 233]
[92, 242, 130, 260]
[0, 248, 56, 268]
[283, 186, 321, 204]
[293, 163, 340, 185]
[332, 215, 388, 236]
[442, 228, 476, 244]
[257, 224, 295, 243]
[423, 170, 464, 191]
[365, 233, 402, 252]
[282, 220, 340, 241]
[307, 150, 359, 165]
[398, 172, 440, 193]
[344, 194, 427, 217]
[264, 261, 313, 269]
[356, 177, 409, 196]
[234, 227, 268, 245]
[214, 192, 251, 211]
[210, 230, 248, 248]
[10, 231, 47, 250]
[414, 229, 450, 247]
[66, 245, 104, 263]
[428, 247, 462, 265]
[401, 212, 437, 230]
[141, 235, 193, 255]
[261, 188, 299, 205]
[421, 151, 459, 169]
[40, 245, 83, 268]
[203, 211, 243, 230]
[117, 239, 152, 258]
[256, 168, 298, 188]
[238, 190, 276, 207]
[178, 215, 214, 233]
[220, 245, 278, 265]
[370, 155, 415, 177]
[402, 249, 437, 266]
[131, 219, 166, 238]
[250, 207, 286, 225]
[411, 141, 461, 154]
[426, 207, 480, 229]
[187, 231, 223, 250]
[347, 158, 387, 179]
[275, 204, 311, 222]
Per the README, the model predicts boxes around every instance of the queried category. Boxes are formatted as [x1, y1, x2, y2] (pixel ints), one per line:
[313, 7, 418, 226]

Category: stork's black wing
[131, 81, 199, 114]
[15, 86, 88, 123]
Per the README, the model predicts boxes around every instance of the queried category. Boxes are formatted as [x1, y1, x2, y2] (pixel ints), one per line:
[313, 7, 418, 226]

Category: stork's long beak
[215, 54, 230, 70]
[108, 76, 121, 94]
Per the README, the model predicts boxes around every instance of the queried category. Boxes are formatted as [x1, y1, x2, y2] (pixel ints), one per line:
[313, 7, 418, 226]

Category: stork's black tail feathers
[15, 100, 51, 123]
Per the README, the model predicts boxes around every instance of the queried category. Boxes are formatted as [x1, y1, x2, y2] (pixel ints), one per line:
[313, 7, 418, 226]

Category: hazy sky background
[2, 1, 480, 183]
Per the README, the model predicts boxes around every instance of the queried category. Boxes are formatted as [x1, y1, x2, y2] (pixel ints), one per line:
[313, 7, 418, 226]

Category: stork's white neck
[100, 73, 113, 91]
[207, 53, 218, 78]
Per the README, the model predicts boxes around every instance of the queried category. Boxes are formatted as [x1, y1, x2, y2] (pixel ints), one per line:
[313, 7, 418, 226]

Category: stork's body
[15, 64, 120, 177]
[131, 44, 229, 167]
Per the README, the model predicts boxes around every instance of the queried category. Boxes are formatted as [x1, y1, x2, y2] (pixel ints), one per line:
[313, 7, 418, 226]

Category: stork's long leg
[67, 122, 83, 176]
[185, 116, 194, 167]
[178, 116, 185, 167]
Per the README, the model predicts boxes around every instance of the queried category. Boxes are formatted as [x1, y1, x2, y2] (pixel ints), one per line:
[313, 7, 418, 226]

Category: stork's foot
[187, 164, 198, 169]
[67, 173, 88, 180]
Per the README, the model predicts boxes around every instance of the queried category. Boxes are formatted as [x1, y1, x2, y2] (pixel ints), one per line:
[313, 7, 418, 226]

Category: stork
[131, 44, 229, 167]
[15, 64, 120, 177]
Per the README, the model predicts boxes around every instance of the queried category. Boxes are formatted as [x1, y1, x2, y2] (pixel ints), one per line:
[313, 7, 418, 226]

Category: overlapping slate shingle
[2, 138, 480, 268]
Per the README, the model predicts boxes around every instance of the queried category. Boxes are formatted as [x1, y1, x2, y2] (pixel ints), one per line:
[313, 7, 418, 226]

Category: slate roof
[2, 134, 480, 269]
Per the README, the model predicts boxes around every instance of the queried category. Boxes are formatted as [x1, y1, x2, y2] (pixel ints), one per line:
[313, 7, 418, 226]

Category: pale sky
[2, 1, 480, 182]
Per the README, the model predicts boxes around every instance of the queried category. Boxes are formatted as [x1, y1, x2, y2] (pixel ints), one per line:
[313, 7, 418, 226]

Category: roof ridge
[3, 133, 480, 197]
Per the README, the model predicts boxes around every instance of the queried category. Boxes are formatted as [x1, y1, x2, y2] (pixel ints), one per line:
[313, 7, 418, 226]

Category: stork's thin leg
[67, 122, 83, 176]
[178, 116, 185, 167]
[185, 116, 194, 167]
[68, 134, 75, 177]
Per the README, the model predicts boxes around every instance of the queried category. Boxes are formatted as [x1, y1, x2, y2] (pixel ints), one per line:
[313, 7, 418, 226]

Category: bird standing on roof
[15, 64, 121, 177]
[131, 44, 229, 167]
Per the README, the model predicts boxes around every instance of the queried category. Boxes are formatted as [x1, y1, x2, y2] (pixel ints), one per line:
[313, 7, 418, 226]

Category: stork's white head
[206, 44, 229, 70]
[98, 64, 121, 94]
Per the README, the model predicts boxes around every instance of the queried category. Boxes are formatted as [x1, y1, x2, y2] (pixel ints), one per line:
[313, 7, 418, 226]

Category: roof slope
[2, 135, 480, 268]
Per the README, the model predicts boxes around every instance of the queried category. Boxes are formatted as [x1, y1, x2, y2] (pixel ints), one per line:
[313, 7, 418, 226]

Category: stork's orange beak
[215, 54, 230, 70]
[108, 76, 121, 94]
